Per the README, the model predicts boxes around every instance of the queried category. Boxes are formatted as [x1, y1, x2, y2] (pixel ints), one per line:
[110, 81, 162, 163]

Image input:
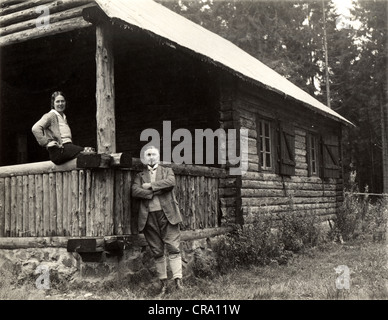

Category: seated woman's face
[53, 95, 66, 113]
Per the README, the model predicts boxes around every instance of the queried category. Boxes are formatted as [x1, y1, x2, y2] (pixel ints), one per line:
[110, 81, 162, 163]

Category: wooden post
[95, 23, 116, 154]
[28, 175, 35, 237]
[0, 178, 5, 237]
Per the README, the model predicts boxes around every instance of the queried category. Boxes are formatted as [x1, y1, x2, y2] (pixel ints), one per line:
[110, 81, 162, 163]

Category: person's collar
[147, 163, 158, 171]
[50, 109, 66, 119]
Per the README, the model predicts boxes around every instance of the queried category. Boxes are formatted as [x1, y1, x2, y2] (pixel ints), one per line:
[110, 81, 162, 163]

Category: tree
[158, 0, 387, 192]
[330, 0, 387, 192]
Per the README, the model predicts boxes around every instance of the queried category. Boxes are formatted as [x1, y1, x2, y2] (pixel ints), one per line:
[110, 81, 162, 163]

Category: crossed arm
[131, 168, 176, 199]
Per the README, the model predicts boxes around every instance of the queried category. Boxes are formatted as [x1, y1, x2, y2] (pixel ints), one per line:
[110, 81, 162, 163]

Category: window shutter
[321, 135, 340, 179]
[306, 134, 312, 177]
[279, 123, 295, 176]
[255, 115, 262, 171]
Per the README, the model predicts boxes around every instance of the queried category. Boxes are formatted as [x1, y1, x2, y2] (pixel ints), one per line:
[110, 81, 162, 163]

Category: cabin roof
[94, 0, 352, 126]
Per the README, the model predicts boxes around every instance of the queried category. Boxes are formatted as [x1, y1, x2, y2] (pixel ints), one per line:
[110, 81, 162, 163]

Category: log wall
[0, 0, 95, 47]
[0, 160, 222, 237]
[218, 76, 344, 225]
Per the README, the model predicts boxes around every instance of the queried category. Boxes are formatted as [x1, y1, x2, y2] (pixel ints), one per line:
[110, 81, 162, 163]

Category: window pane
[266, 153, 271, 168]
[265, 123, 270, 137]
[265, 138, 270, 151]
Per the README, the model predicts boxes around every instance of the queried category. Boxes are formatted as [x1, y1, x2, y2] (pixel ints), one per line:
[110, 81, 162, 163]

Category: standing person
[132, 146, 183, 295]
[32, 91, 84, 165]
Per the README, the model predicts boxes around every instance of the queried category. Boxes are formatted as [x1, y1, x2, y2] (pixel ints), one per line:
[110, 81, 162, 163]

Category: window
[278, 123, 295, 176]
[307, 134, 341, 178]
[307, 134, 319, 176]
[321, 135, 341, 179]
[258, 119, 273, 170]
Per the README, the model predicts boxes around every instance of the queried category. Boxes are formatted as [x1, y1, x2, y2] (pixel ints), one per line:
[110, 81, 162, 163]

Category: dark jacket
[132, 165, 182, 232]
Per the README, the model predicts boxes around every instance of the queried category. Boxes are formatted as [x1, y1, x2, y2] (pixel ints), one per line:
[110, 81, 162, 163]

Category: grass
[1, 238, 387, 300]
[1, 191, 387, 300]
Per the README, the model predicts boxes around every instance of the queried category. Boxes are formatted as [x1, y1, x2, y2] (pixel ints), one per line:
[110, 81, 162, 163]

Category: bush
[213, 211, 325, 273]
[333, 192, 388, 241]
[213, 216, 285, 273]
[279, 212, 322, 252]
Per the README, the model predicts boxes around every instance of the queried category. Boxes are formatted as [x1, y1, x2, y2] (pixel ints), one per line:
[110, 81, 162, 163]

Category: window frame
[256, 117, 276, 172]
[306, 133, 320, 177]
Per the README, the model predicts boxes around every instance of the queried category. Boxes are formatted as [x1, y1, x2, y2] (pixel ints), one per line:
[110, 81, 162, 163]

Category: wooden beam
[110, 152, 132, 168]
[0, 226, 235, 249]
[130, 158, 227, 178]
[0, 159, 78, 178]
[0, 3, 94, 37]
[0, 0, 93, 27]
[181, 226, 234, 241]
[95, 22, 116, 154]
[0, 16, 91, 47]
[82, 5, 109, 25]
[0, 0, 91, 17]
[0, 0, 52, 17]
[0, 236, 105, 249]
[76, 153, 112, 169]
[0, 0, 24, 9]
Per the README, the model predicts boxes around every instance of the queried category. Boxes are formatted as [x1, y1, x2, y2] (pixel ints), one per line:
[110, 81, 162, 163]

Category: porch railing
[0, 158, 225, 237]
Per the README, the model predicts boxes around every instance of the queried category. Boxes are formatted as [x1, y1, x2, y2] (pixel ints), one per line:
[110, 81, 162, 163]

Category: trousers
[143, 210, 182, 280]
[47, 143, 83, 165]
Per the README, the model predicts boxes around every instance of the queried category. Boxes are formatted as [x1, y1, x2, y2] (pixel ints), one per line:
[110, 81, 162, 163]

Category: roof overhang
[94, 0, 354, 127]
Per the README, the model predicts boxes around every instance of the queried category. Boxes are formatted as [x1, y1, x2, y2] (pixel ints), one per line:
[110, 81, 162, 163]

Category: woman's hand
[46, 141, 60, 148]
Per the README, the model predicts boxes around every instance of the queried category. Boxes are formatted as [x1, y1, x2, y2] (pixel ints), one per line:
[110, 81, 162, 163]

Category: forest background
[157, 0, 388, 194]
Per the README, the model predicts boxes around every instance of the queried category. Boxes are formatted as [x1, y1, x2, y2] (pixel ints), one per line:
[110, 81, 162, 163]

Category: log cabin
[0, 0, 353, 252]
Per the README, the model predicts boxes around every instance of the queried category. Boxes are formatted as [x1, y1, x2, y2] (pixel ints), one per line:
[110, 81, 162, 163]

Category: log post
[95, 22, 116, 154]
[83, 6, 116, 154]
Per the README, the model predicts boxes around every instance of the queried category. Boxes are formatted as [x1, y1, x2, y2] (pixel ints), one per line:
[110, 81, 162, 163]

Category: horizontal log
[0, 16, 91, 47]
[241, 180, 337, 190]
[219, 177, 237, 188]
[241, 197, 338, 207]
[130, 158, 227, 178]
[219, 187, 238, 197]
[0, 0, 53, 16]
[110, 152, 132, 168]
[76, 153, 111, 169]
[67, 237, 105, 252]
[241, 189, 286, 197]
[181, 226, 234, 241]
[243, 212, 337, 225]
[0, 0, 23, 9]
[243, 205, 338, 216]
[0, 236, 104, 249]
[0, 0, 93, 27]
[0, 3, 94, 36]
[0, 159, 77, 177]
[0, 227, 235, 249]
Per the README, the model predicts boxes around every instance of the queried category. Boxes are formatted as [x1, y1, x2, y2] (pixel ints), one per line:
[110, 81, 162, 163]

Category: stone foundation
[0, 236, 219, 289]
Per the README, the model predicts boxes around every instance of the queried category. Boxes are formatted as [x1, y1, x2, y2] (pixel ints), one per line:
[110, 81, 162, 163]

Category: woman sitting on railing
[32, 91, 84, 165]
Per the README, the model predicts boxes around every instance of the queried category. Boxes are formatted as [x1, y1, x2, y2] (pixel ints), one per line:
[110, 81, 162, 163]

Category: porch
[0, 156, 231, 250]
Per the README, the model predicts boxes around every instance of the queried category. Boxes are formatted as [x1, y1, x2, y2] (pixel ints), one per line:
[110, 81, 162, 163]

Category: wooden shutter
[321, 135, 341, 178]
[255, 115, 262, 171]
[306, 134, 312, 177]
[279, 123, 295, 176]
